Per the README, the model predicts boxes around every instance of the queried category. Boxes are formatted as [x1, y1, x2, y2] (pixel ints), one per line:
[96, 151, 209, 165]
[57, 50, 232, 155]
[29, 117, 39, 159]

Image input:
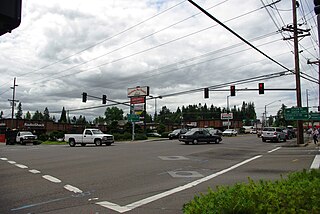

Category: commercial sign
[284, 107, 308, 120]
[130, 96, 145, 104]
[221, 113, 233, 120]
[127, 86, 149, 97]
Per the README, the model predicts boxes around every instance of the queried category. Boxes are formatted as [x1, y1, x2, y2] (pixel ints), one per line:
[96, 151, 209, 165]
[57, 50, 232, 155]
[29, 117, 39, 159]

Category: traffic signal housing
[82, 92, 87, 103]
[0, 0, 22, 36]
[102, 95, 107, 104]
[230, 85, 235, 96]
[315, 0, 320, 14]
[258, 83, 264, 94]
[204, 88, 209, 99]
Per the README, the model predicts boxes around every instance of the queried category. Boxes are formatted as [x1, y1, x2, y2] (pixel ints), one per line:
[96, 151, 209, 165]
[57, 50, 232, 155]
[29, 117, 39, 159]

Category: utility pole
[8, 77, 18, 129]
[292, 0, 303, 144]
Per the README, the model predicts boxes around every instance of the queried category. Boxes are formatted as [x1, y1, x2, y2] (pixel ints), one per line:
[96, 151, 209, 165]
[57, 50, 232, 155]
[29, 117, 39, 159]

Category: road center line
[8, 161, 16, 164]
[267, 147, 281, 153]
[0, 157, 8, 161]
[96, 155, 263, 213]
[29, 169, 41, 174]
[42, 175, 61, 183]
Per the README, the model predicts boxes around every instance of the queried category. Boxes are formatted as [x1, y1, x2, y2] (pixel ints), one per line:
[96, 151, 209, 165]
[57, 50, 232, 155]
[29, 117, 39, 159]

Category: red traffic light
[258, 83, 264, 94]
[230, 85, 235, 96]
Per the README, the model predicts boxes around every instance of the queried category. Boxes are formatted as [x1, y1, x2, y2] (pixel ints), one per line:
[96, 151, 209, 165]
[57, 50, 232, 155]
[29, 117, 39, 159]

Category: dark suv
[179, 128, 222, 145]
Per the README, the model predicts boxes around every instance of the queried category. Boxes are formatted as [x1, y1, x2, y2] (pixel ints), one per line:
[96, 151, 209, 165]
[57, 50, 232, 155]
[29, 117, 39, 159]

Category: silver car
[261, 127, 286, 142]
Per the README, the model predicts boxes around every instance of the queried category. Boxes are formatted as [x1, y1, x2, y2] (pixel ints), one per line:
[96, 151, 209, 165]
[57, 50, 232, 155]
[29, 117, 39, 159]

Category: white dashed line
[15, 164, 28, 169]
[8, 161, 16, 164]
[64, 185, 83, 193]
[29, 169, 41, 174]
[267, 147, 281, 153]
[0, 157, 8, 161]
[42, 175, 61, 183]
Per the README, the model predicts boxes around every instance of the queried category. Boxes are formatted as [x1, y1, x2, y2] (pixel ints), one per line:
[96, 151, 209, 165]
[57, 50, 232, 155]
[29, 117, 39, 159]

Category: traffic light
[315, 0, 320, 14]
[0, 0, 22, 36]
[82, 92, 87, 103]
[102, 95, 107, 104]
[258, 83, 264, 94]
[204, 88, 209, 99]
[230, 85, 235, 96]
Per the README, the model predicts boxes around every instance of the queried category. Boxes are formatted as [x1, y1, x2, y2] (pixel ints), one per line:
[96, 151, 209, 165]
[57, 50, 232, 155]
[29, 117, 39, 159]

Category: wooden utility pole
[292, 0, 304, 144]
[8, 77, 18, 129]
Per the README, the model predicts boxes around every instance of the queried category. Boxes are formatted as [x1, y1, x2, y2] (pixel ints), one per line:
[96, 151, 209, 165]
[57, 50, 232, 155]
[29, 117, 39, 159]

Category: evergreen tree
[59, 107, 67, 123]
[104, 107, 124, 124]
[32, 110, 43, 120]
[25, 111, 31, 120]
[15, 102, 23, 119]
[43, 107, 50, 121]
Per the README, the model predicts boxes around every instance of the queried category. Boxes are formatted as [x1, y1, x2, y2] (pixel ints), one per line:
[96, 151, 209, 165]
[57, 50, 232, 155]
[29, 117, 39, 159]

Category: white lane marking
[42, 175, 61, 183]
[29, 169, 41, 174]
[15, 164, 28, 169]
[267, 147, 281, 153]
[96, 155, 263, 213]
[88, 198, 99, 201]
[310, 155, 320, 169]
[8, 161, 16, 164]
[0, 157, 8, 161]
[64, 185, 83, 193]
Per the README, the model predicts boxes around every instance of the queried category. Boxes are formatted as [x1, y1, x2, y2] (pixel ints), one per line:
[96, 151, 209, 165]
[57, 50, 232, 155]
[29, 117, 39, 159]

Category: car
[168, 129, 187, 139]
[206, 128, 223, 136]
[16, 131, 38, 145]
[261, 127, 286, 142]
[179, 128, 222, 145]
[282, 128, 293, 140]
[222, 129, 238, 136]
[147, 132, 161, 137]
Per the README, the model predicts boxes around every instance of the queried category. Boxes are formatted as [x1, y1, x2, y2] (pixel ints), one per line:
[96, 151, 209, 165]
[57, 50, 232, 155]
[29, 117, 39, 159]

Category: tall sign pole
[292, 0, 304, 144]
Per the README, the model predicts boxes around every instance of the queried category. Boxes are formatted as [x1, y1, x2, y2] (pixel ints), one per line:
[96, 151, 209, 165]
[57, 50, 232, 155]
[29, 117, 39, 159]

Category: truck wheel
[262, 138, 266, 142]
[69, 139, 76, 147]
[81, 143, 86, 147]
[215, 138, 220, 144]
[20, 139, 26, 145]
[95, 139, 102, 146]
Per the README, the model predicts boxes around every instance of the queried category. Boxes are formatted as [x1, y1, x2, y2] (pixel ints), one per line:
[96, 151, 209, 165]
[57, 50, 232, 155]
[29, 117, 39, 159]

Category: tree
[59, 107, 67, 123]
[25, 111, 31, 120]
[43, 107, 50, 121]
[15, 102, 23, 119]
[32, 110, 43, 120]
[104, 107, 124, 124]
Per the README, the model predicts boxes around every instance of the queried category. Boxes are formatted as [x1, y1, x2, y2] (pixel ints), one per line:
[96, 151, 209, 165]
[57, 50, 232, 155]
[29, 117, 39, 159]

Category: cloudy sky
[0, 0, 318, 122]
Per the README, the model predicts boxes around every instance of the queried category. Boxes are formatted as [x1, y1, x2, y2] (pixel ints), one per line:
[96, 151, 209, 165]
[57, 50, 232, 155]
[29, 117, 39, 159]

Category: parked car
[282, 129, 293, 140]
[168, 129, 187, 140]
[222, 129, 238, 136]
[16, 131, 38, 145]
[64, 129, 114, 147]
[147, 132, 161, 137]
[206, 128, 223, 136]
[261, 127, 286, 142]
[179, 128, 222, 145]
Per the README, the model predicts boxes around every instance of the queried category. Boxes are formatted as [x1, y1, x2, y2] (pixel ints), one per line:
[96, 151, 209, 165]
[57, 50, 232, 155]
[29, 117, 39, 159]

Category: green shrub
[113, 133, 132, 141]
[183, 169, 320, 214]
[38, 133, 49, 141]
[134, 133, 147, 140]
[161, 132, 169, 138]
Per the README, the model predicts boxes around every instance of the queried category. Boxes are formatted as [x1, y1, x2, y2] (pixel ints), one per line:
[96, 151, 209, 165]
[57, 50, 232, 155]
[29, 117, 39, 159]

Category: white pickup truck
[64, 129, 114, 147]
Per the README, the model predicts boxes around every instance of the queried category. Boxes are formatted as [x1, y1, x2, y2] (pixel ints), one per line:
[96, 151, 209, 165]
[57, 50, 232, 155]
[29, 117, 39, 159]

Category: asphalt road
[0, 135, 319, 214]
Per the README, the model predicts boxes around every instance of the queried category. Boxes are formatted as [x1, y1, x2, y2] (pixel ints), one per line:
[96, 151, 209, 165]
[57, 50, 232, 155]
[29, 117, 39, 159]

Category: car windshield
[225, 129, 233, 132]
[92, 129, 104, 134]
[263, 128, 275, 131]
[172, 129, 180, 134]
[20, 131, 33, 135]
[186, 129, 198, 135]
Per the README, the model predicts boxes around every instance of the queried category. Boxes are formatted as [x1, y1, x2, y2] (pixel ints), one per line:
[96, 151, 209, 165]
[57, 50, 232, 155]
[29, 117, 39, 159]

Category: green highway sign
[284, 107, 308, 120]
[309, 112, 320, 120]
[127, 114, 140, 122]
